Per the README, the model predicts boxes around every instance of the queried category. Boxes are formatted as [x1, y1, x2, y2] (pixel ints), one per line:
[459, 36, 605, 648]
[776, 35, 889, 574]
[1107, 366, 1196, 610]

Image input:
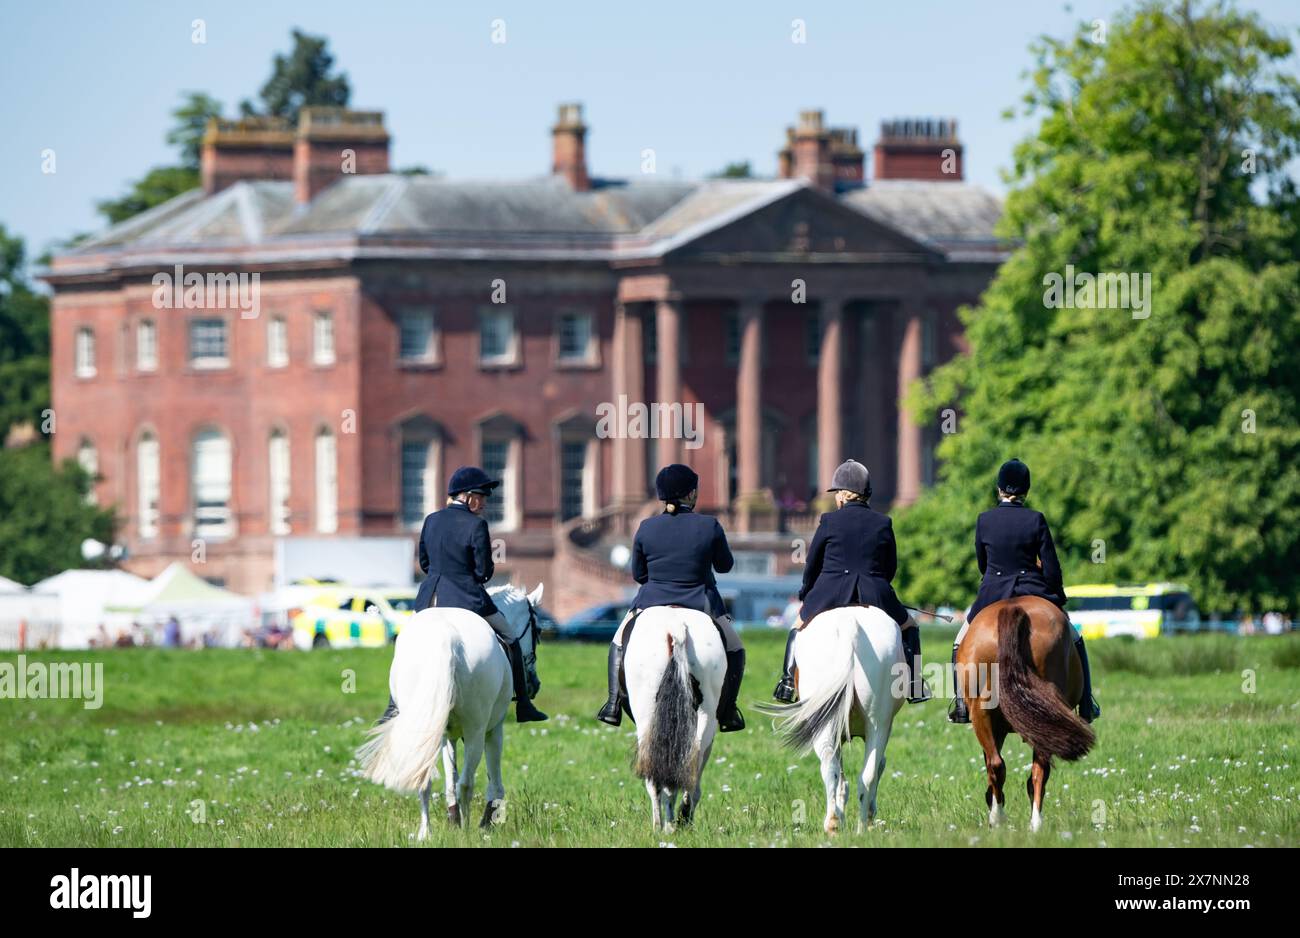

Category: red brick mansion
[43, 104, 1006, 615]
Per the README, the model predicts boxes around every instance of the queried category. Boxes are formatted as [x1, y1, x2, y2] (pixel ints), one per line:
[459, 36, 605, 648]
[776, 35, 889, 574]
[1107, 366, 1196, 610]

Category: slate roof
[52, 172, 1006, 277]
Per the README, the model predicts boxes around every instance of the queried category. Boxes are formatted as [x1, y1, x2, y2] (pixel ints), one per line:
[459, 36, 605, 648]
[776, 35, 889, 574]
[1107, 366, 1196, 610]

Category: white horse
[357, 583, 543, 839]
[623, 606, 727, 832]
[760, 606, 905, 835]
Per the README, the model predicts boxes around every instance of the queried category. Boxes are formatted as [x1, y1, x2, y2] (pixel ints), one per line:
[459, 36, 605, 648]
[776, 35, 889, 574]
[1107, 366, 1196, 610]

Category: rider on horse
[773, 459, 931, 705]
[595, 463, 747, 732]
[378, 466, 548, 726]
[947, 458, 1099, 724]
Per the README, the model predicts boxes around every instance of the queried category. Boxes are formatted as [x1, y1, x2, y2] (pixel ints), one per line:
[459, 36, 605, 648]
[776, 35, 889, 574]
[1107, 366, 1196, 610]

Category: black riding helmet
[447, 465, 500, 497]
[996, 458, 1031, 496]
[655, 464, 698, 502]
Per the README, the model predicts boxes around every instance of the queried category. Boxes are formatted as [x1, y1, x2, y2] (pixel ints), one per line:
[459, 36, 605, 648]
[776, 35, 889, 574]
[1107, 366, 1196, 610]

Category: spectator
[163, 616, 181, 648]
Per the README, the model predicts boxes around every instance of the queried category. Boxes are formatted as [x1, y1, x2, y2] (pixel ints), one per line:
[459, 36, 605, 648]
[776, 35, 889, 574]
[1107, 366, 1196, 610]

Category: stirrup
[907, 679, 934, 704]
[772, 678, 796, 704]
[948, 698, 970, 724]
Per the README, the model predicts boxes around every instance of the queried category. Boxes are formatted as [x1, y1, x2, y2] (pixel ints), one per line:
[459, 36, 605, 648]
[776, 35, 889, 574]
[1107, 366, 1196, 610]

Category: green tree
[167, 91, 225, 170]
[0, 225, 50, 435]
[240, 29, 350, 124]
[894, 0, 1300, 615]
[0, 444, 116, 585]
[709, 161, 753, 179]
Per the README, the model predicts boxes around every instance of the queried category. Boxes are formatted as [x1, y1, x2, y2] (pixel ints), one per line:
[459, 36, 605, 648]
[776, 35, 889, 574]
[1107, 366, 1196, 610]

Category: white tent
[109, 563, 256, 647]
[25, 569, 152, 648]
[0, 575, 25, 594]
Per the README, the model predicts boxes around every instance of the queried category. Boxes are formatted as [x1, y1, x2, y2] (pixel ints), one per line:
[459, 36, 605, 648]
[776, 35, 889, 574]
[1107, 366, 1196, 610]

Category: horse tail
[761, 617, 856, 756]
[995, 604, 1094, 762]
[634, 617, 698, 792]
[356, 623, 457, 793]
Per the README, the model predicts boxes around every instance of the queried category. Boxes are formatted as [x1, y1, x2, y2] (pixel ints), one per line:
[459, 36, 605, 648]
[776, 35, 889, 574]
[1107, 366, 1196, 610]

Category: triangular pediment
[663, 185, 938, 261]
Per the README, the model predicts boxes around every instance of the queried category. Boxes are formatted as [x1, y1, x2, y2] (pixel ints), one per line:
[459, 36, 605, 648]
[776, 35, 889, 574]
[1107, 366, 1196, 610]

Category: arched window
[136, 320, 158, 372]
[555, 413, 597, 522]
[315, 427, 338, 533]
[138, 432, 160, 538]
[77, 438, 98, 505]
[477, 414, 522, 531]
[269, 429, 291, 535]
[75, 328, 96, 378]
[192, 429, 233, 538]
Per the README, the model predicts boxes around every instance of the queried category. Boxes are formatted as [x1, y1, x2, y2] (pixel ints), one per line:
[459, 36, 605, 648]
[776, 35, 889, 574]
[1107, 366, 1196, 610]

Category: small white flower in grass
[755, 773, 762, 780]
[112, 826, 123, 835]
[1060, 831, 1072, 840]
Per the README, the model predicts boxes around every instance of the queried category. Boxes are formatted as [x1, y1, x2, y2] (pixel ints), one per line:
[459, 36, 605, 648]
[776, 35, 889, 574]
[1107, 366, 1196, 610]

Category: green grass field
[2, 630, 1297, 847]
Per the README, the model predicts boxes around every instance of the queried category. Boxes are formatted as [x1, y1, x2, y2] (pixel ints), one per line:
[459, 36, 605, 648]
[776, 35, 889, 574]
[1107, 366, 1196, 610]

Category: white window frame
[557, 433, 597, 522]
[555, 310, 597, 366]
[399, 429, 441, 529]
[191, 429, 233, 539]
[478, 307, 519, 367]
[77, 439, 98, 505]
[313, 312, 336, 366]
[75, 327, 96, 378]
[136, 319, 157, 372]
[478, 431, 520, 532]
[398, 308, 439, 365]
[138, 432, 160, 539]
[269, 428, 291, 536]
[315, 427, 338, 533]
[188, 317, 230, 370]
[267, 316, 289, 368]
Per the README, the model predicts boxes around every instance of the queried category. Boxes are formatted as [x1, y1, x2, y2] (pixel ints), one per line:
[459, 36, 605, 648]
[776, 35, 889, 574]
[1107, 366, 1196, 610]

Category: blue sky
[2, 0, 1297, 258]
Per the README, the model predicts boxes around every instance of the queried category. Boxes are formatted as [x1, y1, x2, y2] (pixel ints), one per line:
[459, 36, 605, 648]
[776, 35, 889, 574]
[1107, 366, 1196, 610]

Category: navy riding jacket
[966, 500, 1067, 623]
[414, 502, 498, 617]
[799, 500, 909, 626]
[629, 508, 733, 617]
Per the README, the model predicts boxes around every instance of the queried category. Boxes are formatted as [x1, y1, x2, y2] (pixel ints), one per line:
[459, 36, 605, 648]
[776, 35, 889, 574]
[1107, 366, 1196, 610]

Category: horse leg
[679, 709, 713, 827]
[479, 719, 506, 829]
[442, 740, 461, 827]
[816, 734, 843, 835]
[859, 720, 891, 832]
[418, 780, 432, 841]
[1028, 749, 1052, 833]
[973, 709, 1007, 827]
[646, 778, 662, 831]
[457, 733, 485, 826]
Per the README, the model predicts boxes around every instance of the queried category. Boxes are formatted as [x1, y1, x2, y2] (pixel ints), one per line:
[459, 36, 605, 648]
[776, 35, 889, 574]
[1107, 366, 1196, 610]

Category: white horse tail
[634, 617, 698, 792]
[764, 618, 856, 756]
[357, 625, 457, 793]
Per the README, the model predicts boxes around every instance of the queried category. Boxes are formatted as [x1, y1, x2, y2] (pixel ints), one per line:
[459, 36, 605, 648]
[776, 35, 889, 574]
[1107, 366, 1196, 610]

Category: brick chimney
[873, 118, 963, 181]
[293, 107, 391, 204]
[829, 127, 865, 191]
[791, 110, 835, 192]
[200, 116, 294, 195]
[552, 102, 590, 191]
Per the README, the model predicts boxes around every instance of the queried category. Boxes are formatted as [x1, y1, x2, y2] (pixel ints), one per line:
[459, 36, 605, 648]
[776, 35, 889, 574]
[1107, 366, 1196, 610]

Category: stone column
[611, 302, 646, 505]
[736, 300, 764, 497]
[895, 305, 924, 507]
[817, 298, 845, 492]
[655, 297, 682, 469]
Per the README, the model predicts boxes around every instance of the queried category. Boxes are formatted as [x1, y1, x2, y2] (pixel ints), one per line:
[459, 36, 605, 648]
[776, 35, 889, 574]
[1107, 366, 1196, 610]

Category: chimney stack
[552, 102, 590, 191]
[829, 127, 865, 192]
[293, 107, 391, 204]
[873, 118, 963, 182]
[200, 116, 294, 195]
[791, 110, 835, 192]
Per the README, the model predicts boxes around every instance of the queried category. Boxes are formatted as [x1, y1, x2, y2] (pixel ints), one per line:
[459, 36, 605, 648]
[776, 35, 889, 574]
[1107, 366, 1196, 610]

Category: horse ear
[527, 583, 544, 606]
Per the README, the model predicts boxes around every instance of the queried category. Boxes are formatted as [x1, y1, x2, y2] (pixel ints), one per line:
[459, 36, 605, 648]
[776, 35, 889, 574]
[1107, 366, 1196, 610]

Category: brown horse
[956, 595, 1095, 831]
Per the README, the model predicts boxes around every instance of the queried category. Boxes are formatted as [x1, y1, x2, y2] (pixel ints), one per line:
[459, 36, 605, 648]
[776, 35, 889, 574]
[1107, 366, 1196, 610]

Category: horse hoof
[446, 804, 462, 827]
[1029, 811, 1042, 833]
[824, 817, 839, 836]
[988, 804, 1005, 828]
[479, 801, 503, 829]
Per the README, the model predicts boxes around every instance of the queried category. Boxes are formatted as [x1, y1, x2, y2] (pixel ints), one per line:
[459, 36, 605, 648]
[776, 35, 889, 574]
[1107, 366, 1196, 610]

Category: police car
[291, 587, 418, 650]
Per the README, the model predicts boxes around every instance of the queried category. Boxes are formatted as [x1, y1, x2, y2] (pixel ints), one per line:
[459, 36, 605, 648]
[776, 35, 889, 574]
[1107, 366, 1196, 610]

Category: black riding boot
[595, 641, 625, 726]
[377, 694, 399, 725]
[1074, 632, 1100, 722]
[718, 648, 746, 732]
[508, 640, 548, 723]
[947, 646, 970, 724]
[900, 626, 932, 703]
[772, 629, 798, 703]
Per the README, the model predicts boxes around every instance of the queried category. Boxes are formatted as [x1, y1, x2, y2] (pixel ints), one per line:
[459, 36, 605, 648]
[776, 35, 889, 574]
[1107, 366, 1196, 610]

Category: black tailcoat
[799, 501, 908, 625]
[414, 502, 499, 617]
[967, 500, 1067, 622]
[629, 508, 733, 617]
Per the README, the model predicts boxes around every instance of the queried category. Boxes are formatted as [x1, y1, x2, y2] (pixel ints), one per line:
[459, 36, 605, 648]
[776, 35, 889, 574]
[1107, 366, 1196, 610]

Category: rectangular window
[189, 319, 228, 368]
[269, 432, 291, 535]
[136, 320, 157, 372]
[480, 439, 509, 526]
[559, 439, 587, 521]
[75, 328, 96, 378]
[401, 439, 432, 527]
[557, 312, 593, 363]
[399, 310, 437, 362]
[313, 312, 335, 366]
[267, 317, 288, 368]
[315, 431, 338, 533]
[193, 433, 232, 537]
[138, 436, 160, 539]
[479, 308, 516, 365]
